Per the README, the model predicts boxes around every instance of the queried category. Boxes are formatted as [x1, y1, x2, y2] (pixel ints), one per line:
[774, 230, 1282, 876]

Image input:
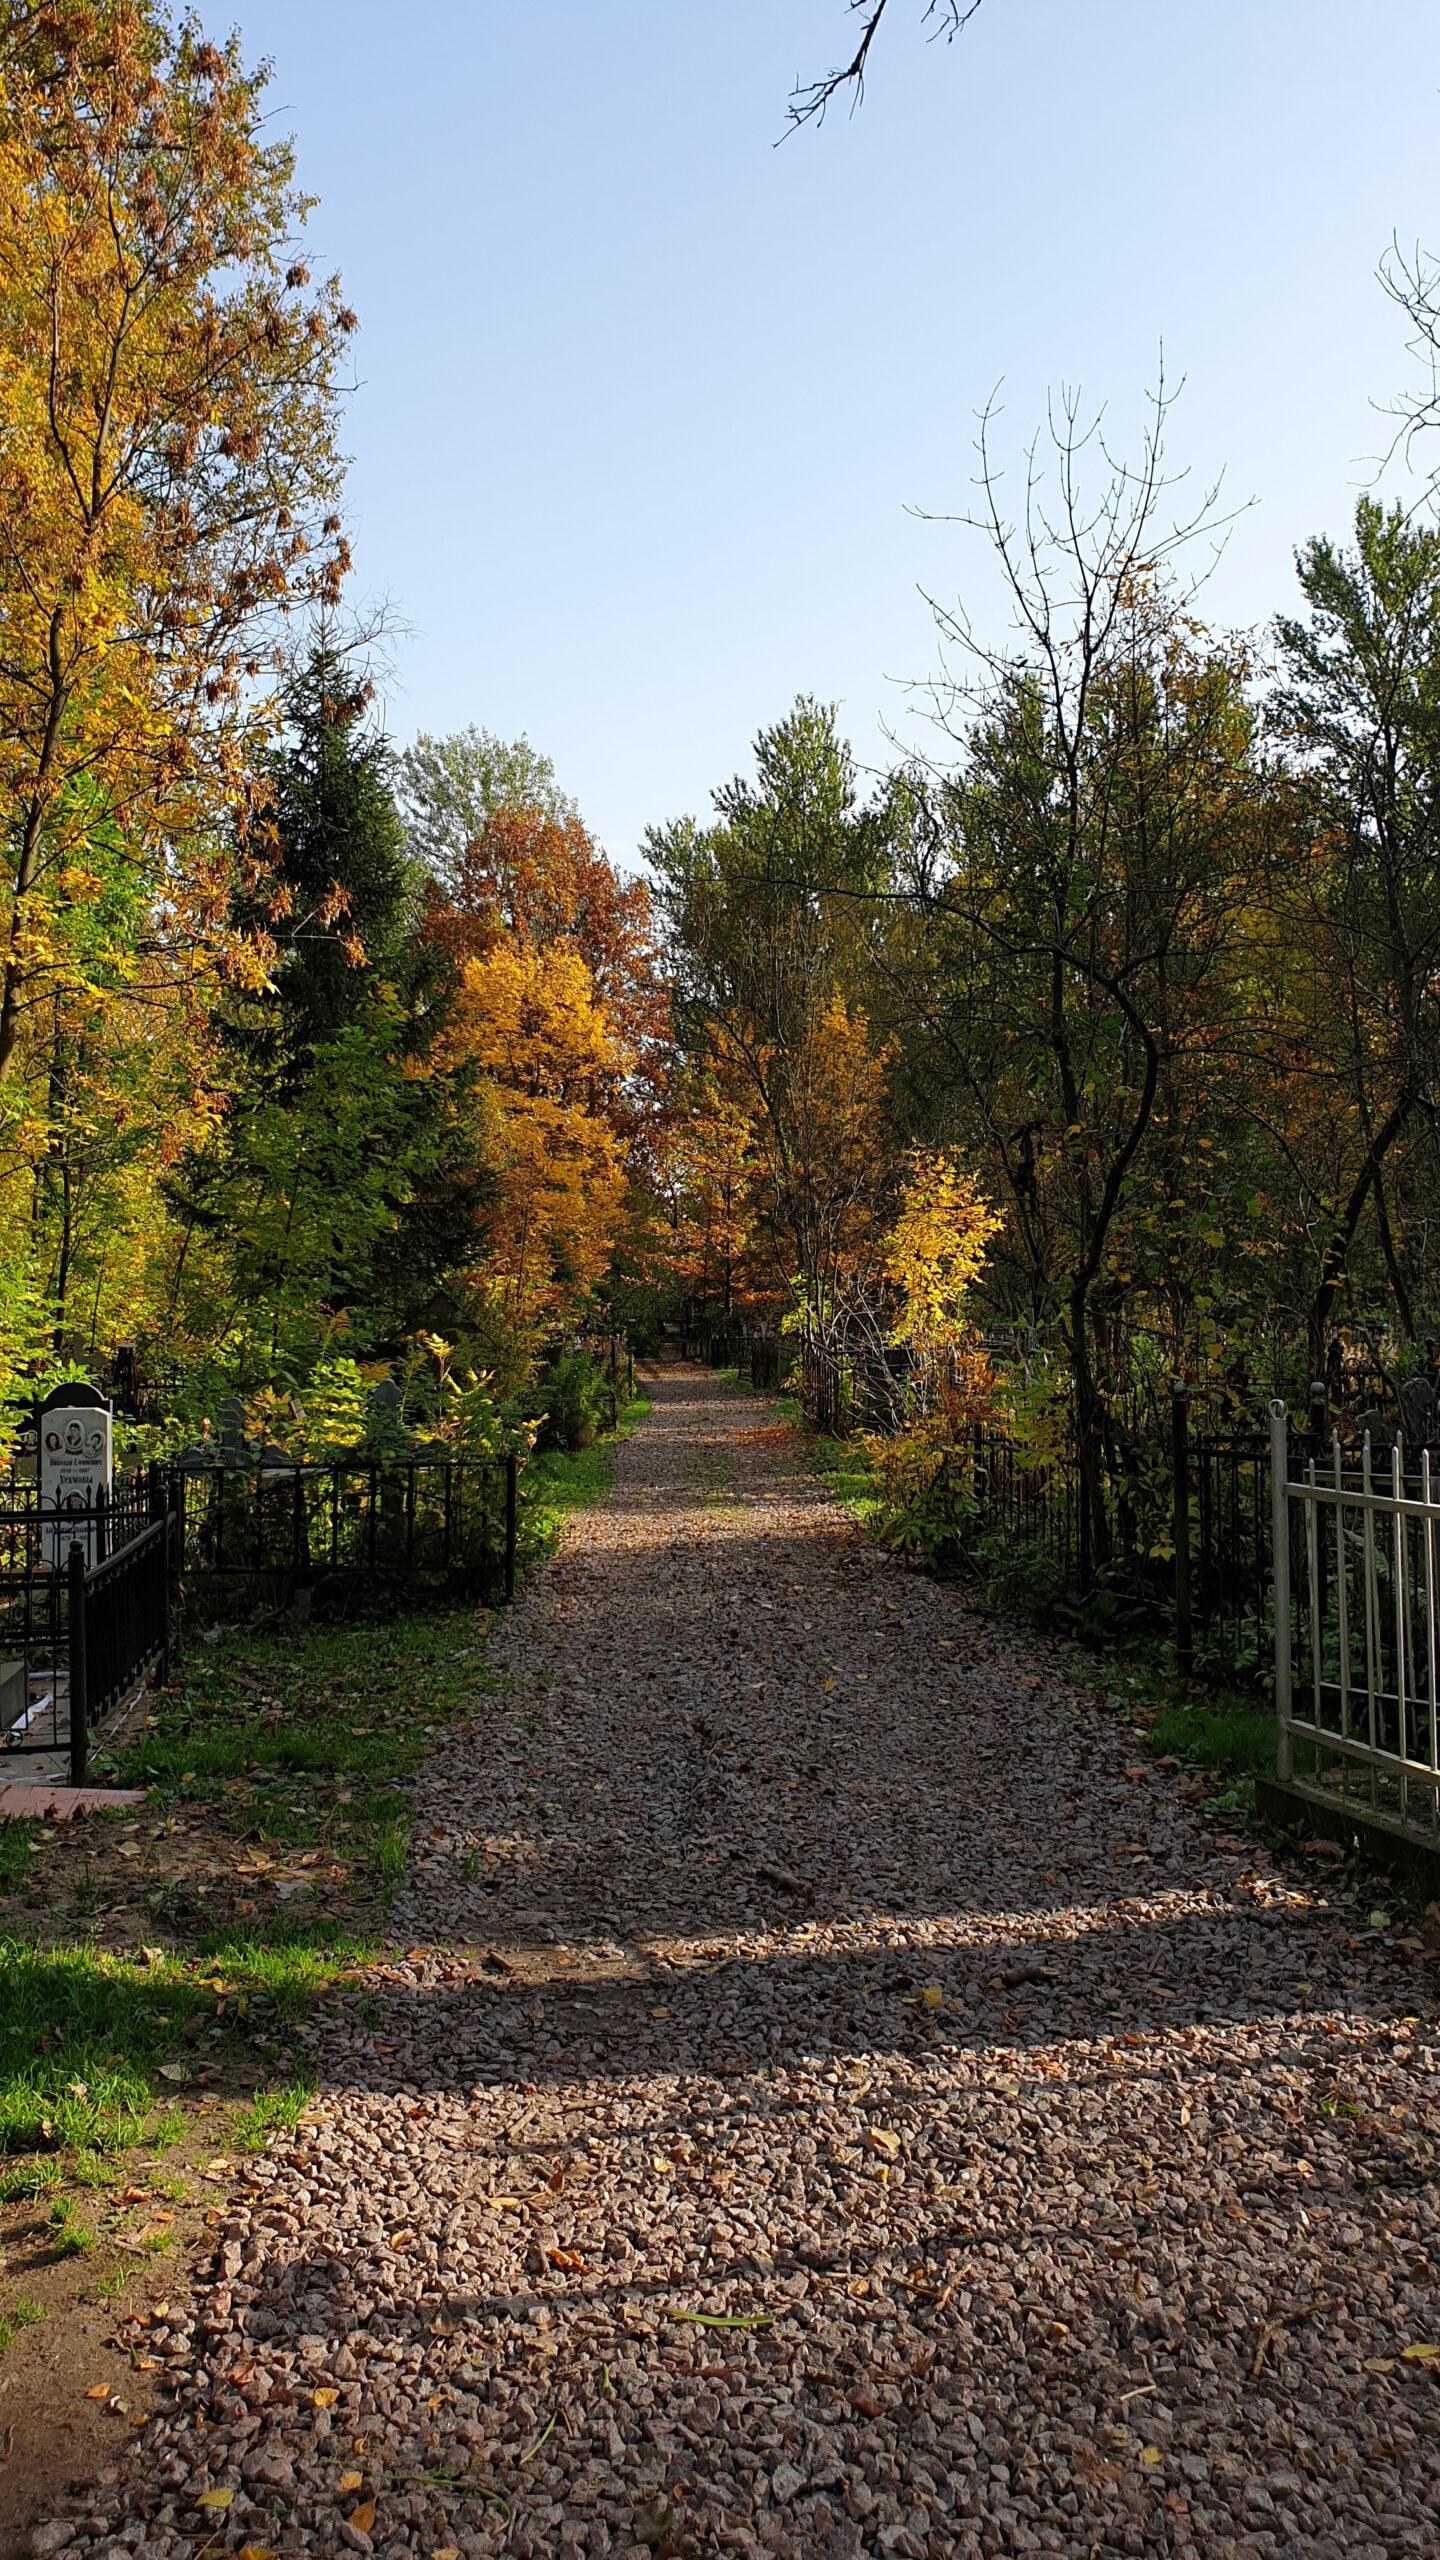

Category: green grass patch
[47, 2197, 97, 2257]
[235, 2078, 314, 2151]
[1148, 1691, 1275, 1780]
[0, 2293, 43, 2355]
[95, 1607, 493, 1901]
[809, 1430, 881, 1524]
[0, 1821, 33, 1895]
[0, 1928, 365, 2157]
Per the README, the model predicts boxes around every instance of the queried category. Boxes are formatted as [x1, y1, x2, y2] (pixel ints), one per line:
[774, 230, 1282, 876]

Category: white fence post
[1271, 1398, 1292, 1782]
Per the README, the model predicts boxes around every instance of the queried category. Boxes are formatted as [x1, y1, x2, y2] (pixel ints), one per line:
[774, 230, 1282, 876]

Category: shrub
[534, 1350, 609, 1452]
[861, 1424, 979, 1571]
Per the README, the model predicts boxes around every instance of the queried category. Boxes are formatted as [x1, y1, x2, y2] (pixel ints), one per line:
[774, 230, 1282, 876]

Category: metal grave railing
[1271, 1401, 1440, 1848]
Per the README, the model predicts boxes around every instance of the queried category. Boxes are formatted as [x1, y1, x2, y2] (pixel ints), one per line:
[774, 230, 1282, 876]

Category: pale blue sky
[223, 0, 1438, 855]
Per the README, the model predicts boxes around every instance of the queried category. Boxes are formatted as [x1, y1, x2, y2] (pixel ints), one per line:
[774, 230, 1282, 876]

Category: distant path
[64, 1364, 1439, 2558]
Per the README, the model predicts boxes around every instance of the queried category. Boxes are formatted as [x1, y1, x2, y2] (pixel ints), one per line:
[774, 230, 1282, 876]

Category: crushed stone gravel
[46, 1363, 1440, 2557]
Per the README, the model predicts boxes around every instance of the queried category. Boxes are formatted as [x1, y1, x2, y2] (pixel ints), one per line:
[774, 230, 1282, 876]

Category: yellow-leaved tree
[0, 0, 357, 1377]
[884, 1150, 1003, 1361]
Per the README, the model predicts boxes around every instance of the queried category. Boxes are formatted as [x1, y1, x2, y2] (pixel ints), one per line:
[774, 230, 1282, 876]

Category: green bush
[534, 1350, 610, 1452]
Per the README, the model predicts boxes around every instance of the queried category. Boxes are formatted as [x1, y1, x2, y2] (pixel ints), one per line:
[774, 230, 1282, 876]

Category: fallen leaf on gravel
[238, 2548, 274, 2559]
[668, 2308, 773, 2328]
[1365, 2359, 1396, 2375]
[546, 2247, 588, 2270]
[431, 2549, 460, 2559]
[84, 2384, 109, 2401]
[312, 2386, 339, 2407]
[1139, 2445, 1164, 2465]
[196, 2489, 234, 2511]
[1401, 2342, 1440, 2362]
[921, 1984, 944, 2007]
[347, 2498, 377, 2533]
[867, 2126, 901, 2157]
[339, 2470, 364, 2491]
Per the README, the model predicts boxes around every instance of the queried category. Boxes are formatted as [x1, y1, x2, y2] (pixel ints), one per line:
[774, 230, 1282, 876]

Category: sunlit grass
[525, 1393, 651, 1537]
[0, 1929, 365, 2156]
[0, 2294, 43, 2356]
[235, 2079, 314, 2151]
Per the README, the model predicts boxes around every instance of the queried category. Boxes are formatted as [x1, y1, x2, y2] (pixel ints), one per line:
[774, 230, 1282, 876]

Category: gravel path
[56, 1365, 1440, 2560]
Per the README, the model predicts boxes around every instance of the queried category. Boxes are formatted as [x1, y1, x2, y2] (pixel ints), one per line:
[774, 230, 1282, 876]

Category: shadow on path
[59, 1367, 1440, 2560]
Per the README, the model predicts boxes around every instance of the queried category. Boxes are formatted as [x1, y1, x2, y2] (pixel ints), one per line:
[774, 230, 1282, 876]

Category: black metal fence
[170, 1451, 520, 1605]
[0, 1472, 177, 1784]
[0, 1448, 525, 1786]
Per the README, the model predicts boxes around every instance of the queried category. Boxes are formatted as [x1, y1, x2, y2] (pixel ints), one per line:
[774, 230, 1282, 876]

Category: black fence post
[504, 1451, 518, 1603]
[1171, 1378, 1194, 1676]
[67, 1539, 88, 1788]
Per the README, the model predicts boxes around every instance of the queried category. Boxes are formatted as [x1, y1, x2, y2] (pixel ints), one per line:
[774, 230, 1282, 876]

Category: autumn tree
[1273, 499, 1440, 1367]
[878, 391, 1278, 1565]
[398, 728, 578, 889]
[0, 1, 356, 1098]
[649, 699, 904, 1349]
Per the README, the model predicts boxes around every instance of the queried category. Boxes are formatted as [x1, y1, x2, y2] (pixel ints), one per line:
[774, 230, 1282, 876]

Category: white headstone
[39, 1391, 113, 1567]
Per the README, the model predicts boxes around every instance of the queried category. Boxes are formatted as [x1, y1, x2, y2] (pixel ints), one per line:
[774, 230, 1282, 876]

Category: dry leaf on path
[668, 2307, 773, 2328]
[195, 2488, 234, 2511]
[312, 2386, 339, 2408]
[339, 2469, 364, 2491]
[347, 2497, 377, 2534]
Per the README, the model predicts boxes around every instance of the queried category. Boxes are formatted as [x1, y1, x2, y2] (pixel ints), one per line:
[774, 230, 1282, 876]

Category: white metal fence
[1272, 1400, 1440, 1848]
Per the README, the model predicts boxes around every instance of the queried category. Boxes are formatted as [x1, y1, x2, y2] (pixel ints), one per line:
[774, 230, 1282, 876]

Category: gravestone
[38, 1381, 113, 1566]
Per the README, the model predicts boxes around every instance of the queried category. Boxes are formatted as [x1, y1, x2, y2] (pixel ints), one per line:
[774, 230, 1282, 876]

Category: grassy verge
[768, 1386, 881, 1524]
[523, 1392, 651, 1539]
[0, 1608, 492, 2200]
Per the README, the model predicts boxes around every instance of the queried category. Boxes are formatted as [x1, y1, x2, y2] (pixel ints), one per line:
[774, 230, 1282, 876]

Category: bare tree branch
[786, 0, 986, 133]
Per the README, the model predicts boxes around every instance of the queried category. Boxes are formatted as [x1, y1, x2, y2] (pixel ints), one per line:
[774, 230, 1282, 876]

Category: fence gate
[1271, 1400, 1440, 1849]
